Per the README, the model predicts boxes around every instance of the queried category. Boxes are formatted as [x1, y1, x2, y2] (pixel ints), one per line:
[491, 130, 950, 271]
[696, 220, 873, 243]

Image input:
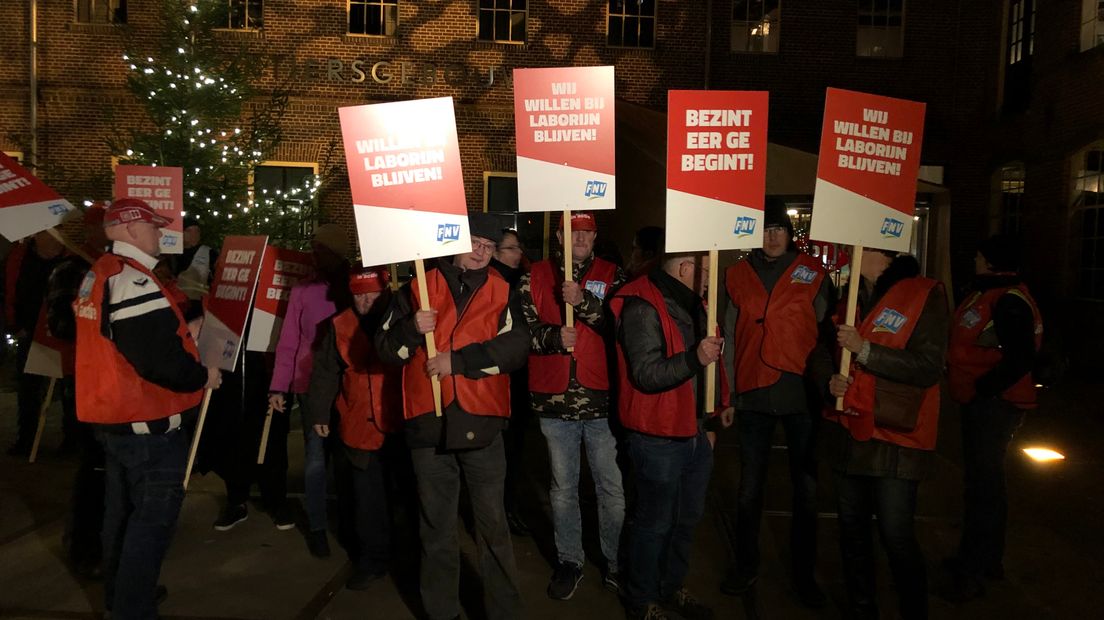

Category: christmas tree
[107, 0, 324, 246]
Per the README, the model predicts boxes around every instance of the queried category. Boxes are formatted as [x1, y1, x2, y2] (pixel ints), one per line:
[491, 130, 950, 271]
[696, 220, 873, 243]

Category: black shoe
[346, 568, 386, 590]
[603, 569, 621, 594]
[664, 587, 713, 620]
[104, 585, 167, 619]
[627, 603, 673, 620]
[212, 503, 248, 531]
[507, 510, 531, 537]
[719, 572, 757, 596]
[272, 504, 296, 531]
[794, 578, 826, 609]
[547, 561, 584, 600]
[307, 530, 331, 558]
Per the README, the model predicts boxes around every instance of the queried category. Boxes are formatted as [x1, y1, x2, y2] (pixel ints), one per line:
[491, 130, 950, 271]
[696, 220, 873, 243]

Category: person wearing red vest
[375, 214, 528, 620]
[519, 211, 627, 599]
[306, 267, 401, 591]
[73, 198, 222, 619]
[611, 251, 729, 620]
[719, 200, 834, 607]
[942, 235, 1042, 602]
[825, 250, 947, 620]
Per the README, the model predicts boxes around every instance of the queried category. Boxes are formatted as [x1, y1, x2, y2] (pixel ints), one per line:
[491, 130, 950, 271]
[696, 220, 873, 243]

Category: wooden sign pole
[836, 245, 864, 411]
[414, 258, 444, 417]
[183, 388, 214, 490]
[704, 249, 719, 413]
[256, 404, 274, 465]
[562, 209, 574, 352]
[27, 377, 57, 463]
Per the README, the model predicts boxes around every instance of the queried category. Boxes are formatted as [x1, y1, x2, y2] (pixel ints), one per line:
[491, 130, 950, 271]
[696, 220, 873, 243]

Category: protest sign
[513, 66, 616, 213]
[23, 304, 70, 380]
[339, 97, 469, 267]
[114, 165, 184, 254]
[810, 88, 925, 253]
[0, 152, 75, 241]
[197, 236, 268, 372]
[245, 246, 313, 353]
[665, 90, 768, 252]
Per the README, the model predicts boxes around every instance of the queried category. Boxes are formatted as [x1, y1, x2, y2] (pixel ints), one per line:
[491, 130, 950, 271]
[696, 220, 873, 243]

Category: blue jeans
[835, 473, 927, 620]
[624, 429, 713, 610]
[539, 417, 626, 571]
[99, 429, 188, 619]
[299, 399, 330, 532]
[734, 410, 818, 583]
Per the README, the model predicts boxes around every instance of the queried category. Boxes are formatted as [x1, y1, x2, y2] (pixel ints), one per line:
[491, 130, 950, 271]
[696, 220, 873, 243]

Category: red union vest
[403, 267, 511, 420]
[528, 257, 616, 393]
[947, 282, 1042, 409]
[332, 308, 402, 451]
[610, 276, 729, 438]
[726, 253, 826, 394]
[73, 253, 203, 424]
[828, 277, 941, 451]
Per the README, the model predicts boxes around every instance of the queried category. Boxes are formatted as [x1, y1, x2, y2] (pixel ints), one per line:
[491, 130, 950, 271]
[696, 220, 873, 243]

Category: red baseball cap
[349, 267, 390, 294]
[557, 211, 597, 232]
[104, 198, 173, 228]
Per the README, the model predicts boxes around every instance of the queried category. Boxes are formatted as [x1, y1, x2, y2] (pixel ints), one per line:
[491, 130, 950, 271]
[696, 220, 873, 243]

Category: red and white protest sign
[665, 90, 768, 252]
[0, 152, 75, 241]
[23, 304, 72, 379]
[339, 97, 469, 266]
[513, 66, 616, 213]
[810, 88, 925, 252]
[114, 165, 184, 254]
[198, 236, 267, 371]
[245, 246, 313, 353]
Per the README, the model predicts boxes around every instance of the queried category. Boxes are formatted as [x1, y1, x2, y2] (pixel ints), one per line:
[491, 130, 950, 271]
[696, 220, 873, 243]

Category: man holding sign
[73, 198, 222, 619]
[375, 213, 528, 620]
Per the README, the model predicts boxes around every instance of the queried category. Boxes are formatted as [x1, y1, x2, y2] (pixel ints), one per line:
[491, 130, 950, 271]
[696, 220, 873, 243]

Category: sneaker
[346, 568, 387, 590]
[627, 603, 673, 620]
[664, 587, 713, 620]
[719, 571, 757, 596]
[793, 578, 826, 609]
[272, 504, 296, 531]
[603, 569, 621, 594]
[547, 561, 584, 600]
[307, 530, 331, 558]
[212, 504, 248, 531]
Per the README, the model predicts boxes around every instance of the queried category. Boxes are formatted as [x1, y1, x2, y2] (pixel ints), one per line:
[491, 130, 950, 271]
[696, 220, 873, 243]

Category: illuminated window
[1008, 0, 1035, 65]
[76, 0, 126, 24]
[478, 0, 526, 43]
[608, 0, 656, 49]
[1082, 0, 1104, 51]
[222, 0, 262, 30]
[857, 0, 904, 58]
[1076, 146, 1104, 300]
[350, 0, 398, 36]
[732, 1, 780, 53]
[1000, 164, 1025, 235]
[252, 162, 318, 243]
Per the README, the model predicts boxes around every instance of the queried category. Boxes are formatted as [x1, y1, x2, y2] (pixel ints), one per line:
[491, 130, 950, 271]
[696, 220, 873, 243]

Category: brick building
[2, 1, 1102, 360]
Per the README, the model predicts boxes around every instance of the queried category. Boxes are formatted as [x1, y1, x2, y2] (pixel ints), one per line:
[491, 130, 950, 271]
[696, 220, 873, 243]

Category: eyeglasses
[471, 239, 497, 252]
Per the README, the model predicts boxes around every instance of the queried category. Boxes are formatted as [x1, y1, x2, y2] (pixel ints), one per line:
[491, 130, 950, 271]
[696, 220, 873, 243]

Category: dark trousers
[503, 368, 529, 515]
[835, 472, 927, 620]
[733, 410, 818, 583]
[335, 447, 390, 573]
[14, 337, 47, 446]
[99, 429, 188, 619]
[958, 398, 1025, 577]
[67, 419, 105, 566]
[410, 434, 521, 620]
[624, 429, 714, 610]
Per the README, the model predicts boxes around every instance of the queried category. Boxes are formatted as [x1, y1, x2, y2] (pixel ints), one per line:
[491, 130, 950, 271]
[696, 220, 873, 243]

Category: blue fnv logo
[436, 224, 461, 243]
[733, 216, 757, 237]
[584, 181, 607, 199]
[584, 280, 608, 299]
[881, 217, 905, 238]
[162, 236, 178, 247]
[872, 308, 908, 334]
[791, 265, 818, 284]
[48, 203, 69, 216]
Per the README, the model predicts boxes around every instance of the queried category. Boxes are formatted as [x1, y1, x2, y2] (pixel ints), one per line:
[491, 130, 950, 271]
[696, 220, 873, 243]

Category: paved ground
[1, 364, 1102, 619]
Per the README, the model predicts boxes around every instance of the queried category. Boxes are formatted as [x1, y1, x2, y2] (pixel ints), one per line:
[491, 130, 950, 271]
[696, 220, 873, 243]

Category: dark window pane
[480, 0, 494, 9]
[479, 11, 494, 39]
[641, 0, 656, 16]
[511, 12, 526, 42]
[640, 17, 655, 47]
[733, 1, 751, 20]
[495, 10, 510, 40]
[497, 0, 510, 9]
[350, 4, 366, 33]
[367, 4, 382, 34]
[513, 0, 527, 10]
[624, 16, 639, 45]
[1088, 150, 1102, 172]
[608, 16, 623, 45]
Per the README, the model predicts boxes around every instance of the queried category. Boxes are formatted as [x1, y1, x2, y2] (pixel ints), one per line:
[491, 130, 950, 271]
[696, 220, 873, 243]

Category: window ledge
[607, 46, 656, 56]
[472, 40, 528, 51]
[343, 34, 398, 47]
[68, 22, 125, 34]
[212, 28, 265, 40]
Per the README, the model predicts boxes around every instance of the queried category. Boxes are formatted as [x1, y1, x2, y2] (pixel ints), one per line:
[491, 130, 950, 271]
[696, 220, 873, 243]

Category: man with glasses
[720, 198, 835, 608]
[375, 213, 529, 620]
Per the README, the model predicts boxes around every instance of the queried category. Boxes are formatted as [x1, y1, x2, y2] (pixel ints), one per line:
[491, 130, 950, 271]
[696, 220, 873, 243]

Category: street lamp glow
[1023, 447, 1065, 462]
[786, 209, 798, 216]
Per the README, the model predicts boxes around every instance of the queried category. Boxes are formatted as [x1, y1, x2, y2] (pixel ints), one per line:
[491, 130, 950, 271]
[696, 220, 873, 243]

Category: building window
[1083, 0, 1104, 51]
[478, 0, 526, 43]
[1076, 146, 1104, 299]
[253, 162, 318, 241]
[856, 0, 904, 58]
[732, 1, 780, 53]
[1008, 0, 1035, 65]
[221, 0, 263, 30]
[350, 0, 398, 36]
[1000, 164, 1025, 235]
[608, 0, 656, 48]
[76, 0, 126, 24]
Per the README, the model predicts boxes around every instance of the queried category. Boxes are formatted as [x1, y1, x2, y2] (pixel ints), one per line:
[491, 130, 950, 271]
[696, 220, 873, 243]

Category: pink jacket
[269, 279, 338, 394]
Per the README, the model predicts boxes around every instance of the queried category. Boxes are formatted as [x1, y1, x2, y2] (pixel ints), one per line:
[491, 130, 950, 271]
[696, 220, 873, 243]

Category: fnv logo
[881, 217, 905, 238]
[162, 236, 178, 247]
[436, 224, 461, 243]
[872, 308, 908, 334]
[48, 203, 69, 216]
[733, 216, 757, 237]
[584, 181, 607, 199]
[791, 265, 818, 284]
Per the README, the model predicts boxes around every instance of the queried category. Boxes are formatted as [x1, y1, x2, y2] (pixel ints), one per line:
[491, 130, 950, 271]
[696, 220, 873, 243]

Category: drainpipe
[703, 0, 713, 89]
[29, 0, 38, 169]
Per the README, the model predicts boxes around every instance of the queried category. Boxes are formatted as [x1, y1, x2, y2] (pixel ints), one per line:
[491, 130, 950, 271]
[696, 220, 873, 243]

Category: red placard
[245, 246, 313, 353]
[197, 235, 267, 371]
[113, 165, 185, 254]
[0, 152, 75, 241]
[23, 304, 71, 379]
